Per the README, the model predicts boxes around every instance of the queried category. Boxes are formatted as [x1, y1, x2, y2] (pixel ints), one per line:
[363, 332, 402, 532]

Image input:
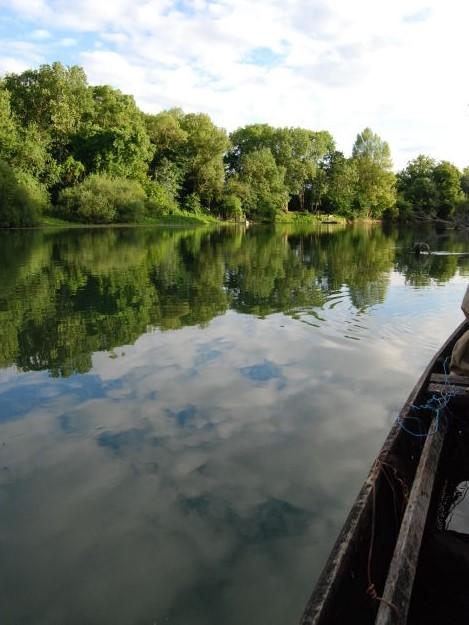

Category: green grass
[40, 211, 222, 228]
[275, 212, 346, 225]
[141, 211, 220, 226]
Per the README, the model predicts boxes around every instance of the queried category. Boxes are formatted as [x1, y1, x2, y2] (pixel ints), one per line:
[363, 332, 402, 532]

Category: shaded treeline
[1, 224, 468, 376]
[0, 62, 467, 227]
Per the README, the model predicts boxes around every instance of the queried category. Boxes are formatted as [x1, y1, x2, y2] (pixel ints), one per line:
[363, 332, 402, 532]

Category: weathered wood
[430, 372, 469, 386]
[427, 382, 469, 396]
[375, 419, 444, 625]
[299, 320, 467, 625]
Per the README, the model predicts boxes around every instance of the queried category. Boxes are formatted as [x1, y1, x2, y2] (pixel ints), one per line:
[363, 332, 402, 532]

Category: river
[0, 223, 468, 625]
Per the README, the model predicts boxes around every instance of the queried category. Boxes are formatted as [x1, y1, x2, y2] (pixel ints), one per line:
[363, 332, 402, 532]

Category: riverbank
[40, 212, 224, 228]
[275, 212, 347, 225]
[35, 211, 369, 229]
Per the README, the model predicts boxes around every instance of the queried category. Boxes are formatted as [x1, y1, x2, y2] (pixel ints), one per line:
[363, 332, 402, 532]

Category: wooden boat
[300, 320, 469, 625]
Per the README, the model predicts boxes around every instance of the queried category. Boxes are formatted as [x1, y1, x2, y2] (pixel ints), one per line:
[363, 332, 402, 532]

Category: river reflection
[0, 224, 469, 625]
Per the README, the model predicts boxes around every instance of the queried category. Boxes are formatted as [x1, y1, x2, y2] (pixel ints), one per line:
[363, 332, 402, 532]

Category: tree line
[0, 62, 468, 227]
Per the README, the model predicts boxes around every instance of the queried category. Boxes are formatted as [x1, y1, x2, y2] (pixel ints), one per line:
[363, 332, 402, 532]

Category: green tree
[179, 113, 229, 208]
[321, 151, 358, 217]
[228, 124, 334, 210]
[0, 159, 47, 227]
[234, 148, 289, 220]
[461, 166, 469, 198]
[0, 88, 19, 160]
[396, 155, 438, 218]
[352, 128, 396, 218]
[4, 62, 92, 158]
[432, 161, 463, 219]
[74, 85, 153, 180]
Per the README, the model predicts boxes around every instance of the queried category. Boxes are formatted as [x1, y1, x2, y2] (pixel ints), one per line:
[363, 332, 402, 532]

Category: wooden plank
[430, 372, 469, 386]
[427, 382, 469, 396]
[374, 416, 444, 625]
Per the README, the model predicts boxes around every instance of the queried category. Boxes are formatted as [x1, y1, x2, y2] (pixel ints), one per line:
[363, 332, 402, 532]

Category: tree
[321, 151, 358, 217]
[0, 159, 47, 227]
[396, 155, 438, 218]
[144, 109, 188, 170]
[461, 166, 469, 198]
[227, 124, 335, 210]
[73, 85, 153, 180]
[179, 113, 229, 208]
[432, 161, 463, 219]
[4, 62, 92, 158]
[0, 88, 19, 160]
[352, 128, 396, 218]
[234, 148, 289, 220]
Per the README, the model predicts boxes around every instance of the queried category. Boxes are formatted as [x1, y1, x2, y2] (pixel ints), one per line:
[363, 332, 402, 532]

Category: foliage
[228, 124, 334, 211]
[220, 194, 244, 220]
[461, 167, 469, 198]
[351, 128, 396, 218]
[397, 155, 438, 217]
[145, 180, 179, 216]
[397, 156, 464, 221]
[432, 161, 462, 219]
[320, 151, 359, 217]
[0, 62, 466, 226]
[179, 113, 229, 206]
[58, 174, 146, 223]
[233, 148, 289, 220]
[73, 85, 153, 180]
[184, 192, 203, 214]
[0, 159, 45, 227]
[0, 88, 19, 160]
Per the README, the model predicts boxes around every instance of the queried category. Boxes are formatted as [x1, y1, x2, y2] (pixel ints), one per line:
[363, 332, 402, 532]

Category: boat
[299, 319, 469, 625]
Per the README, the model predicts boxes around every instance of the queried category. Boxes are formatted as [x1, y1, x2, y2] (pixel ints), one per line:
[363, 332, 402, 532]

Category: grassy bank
[275, 212, 347, 225]
[40, 211, 222, 228]
[39, 211, 353, 229]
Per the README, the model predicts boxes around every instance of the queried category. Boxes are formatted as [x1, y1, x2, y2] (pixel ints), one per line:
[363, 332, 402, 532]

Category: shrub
[0, 160, 45, 227]
[15, 170, 50, 212]
[183, 192, 203, 214]
[144, 180, 179, 216]
[220, 194, 244, 220]
[58, 174, 146, 223]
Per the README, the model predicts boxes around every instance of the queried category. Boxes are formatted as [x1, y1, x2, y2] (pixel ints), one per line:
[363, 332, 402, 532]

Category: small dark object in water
[413, 241, 431, 255]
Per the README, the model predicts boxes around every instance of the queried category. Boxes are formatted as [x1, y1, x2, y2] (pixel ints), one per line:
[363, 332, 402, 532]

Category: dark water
[1, 223, 469, 625]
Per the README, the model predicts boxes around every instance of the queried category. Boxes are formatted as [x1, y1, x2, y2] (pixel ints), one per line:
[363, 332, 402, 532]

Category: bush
[396, 196, 413, 221]
[220, 194, 244, 220]
[183, 192, 203, 214]
[0, 160, 45, 227]
[58, 174, 146, 223]
[454, 200, 469, 224]
[144, 180, 179, 216]
[15, 170, 50, 212]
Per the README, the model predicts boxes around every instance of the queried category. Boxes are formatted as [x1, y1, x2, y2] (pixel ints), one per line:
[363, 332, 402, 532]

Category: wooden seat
[428, 372, 469, 396]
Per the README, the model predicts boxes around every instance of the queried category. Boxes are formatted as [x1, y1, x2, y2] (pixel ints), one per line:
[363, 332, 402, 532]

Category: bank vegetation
[0, 62, 467, 228]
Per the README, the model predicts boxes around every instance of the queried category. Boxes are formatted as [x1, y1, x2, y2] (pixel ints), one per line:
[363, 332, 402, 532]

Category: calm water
[1, 223, 469, 625]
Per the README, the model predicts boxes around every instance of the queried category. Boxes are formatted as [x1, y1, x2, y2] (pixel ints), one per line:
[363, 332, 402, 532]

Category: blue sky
[0, 0, 468, 169]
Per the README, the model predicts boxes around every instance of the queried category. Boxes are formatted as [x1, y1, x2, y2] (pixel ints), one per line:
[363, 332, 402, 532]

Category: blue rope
[396, 357, 457, 438]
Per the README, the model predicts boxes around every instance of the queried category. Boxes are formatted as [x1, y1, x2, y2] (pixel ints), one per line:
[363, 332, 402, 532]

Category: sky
[0, 0, 467, 170]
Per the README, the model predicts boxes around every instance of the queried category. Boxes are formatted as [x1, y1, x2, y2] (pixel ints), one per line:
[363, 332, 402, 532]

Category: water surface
[1, 223, 468, 625]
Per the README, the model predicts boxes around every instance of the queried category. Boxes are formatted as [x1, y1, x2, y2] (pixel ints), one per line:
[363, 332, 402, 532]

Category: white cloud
[0, 0, 468, 168]
[30, 28, 51, 39]
[59, 37, 77, 47]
